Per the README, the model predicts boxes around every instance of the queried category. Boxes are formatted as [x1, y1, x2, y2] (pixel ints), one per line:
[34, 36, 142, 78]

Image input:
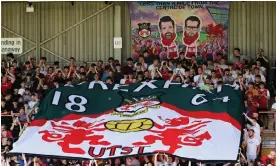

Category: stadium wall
[1, 2, 115, 64]
[1, 1, 276, 65]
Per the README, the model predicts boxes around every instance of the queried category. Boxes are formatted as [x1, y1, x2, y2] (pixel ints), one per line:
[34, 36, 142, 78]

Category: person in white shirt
[256, 61, 266, 76]
[244, 113, 262, 143]
[222, 69, 235, 84]
[28, 94, 38, 109]
[135, 62, 145, 73]
[173, 62, 185, 76]
[156, 155, 168, 166]
[244, 128, 260, 162]
[134, 56, 148, 70]
[38, 57, 48, 76]
[211, 70, 218, 87]
[202, 63, 211, 76]
[219, 58, 229, 70]
[148, 58, 160, 78]
[18, 82, 26, 96]
[120, 75, 128, 84]
[230, 47, 251, 64]
[233, 68, 242, 80]
[230, 70, 237, 81]
[253, 67, 266, 82]
[193, 67, 207, 87]
[172, 157, 181, 166]
[243, 69, 255, 86]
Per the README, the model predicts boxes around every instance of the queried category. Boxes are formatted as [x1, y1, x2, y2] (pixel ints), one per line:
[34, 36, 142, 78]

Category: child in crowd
[258, 82, 270, 111]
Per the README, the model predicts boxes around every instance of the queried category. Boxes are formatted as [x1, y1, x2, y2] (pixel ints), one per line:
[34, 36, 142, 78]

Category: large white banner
[10, 81, 243, 161]
[11, 104, 241, 161]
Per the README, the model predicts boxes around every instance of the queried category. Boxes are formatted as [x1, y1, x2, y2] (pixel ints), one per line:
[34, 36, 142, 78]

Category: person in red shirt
[261, 150, 275, 166]
[22, 154, 42, 166]
[1, 125, 13, 138]
[125, 73, 135, 84]
[45, 67, 56, 88]
[213, 61, 223, 78]
[258, 82, 270, 110]
[82, 160, 91, 166]
[233, 56, 244, 69]
[38, 158, 47, 166]
[67, 66, 76, 79]
[245, 93, 259, 117]
[246, 82, 259, 98]
[1, 76, 15, 95]
[122, 58, 135, 76]
[159, 62, 171, 81]
[68, 57, 77, 68]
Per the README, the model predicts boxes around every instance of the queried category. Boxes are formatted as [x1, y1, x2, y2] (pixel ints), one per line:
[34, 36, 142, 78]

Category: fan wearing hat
[244, 113, 262, 143]
[243, 128, 260, 163]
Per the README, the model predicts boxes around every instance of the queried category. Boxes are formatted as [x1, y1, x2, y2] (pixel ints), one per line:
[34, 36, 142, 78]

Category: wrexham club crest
[105, 93, 162, 134]
[138, 23, 151, 38]
[112, 93, 162, 117]
[106, 92, 212, 155]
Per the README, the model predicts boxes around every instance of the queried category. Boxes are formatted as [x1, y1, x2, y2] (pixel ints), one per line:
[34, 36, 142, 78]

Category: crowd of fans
[1, 48, 276, 166]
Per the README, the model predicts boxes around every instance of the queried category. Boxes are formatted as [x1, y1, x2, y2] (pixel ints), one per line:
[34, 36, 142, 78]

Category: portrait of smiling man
[159, 16, 179, 59]
[183, 15, 201, 59]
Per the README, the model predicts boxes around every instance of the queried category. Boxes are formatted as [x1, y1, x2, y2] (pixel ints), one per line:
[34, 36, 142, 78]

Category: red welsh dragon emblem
[38, 120, 110, 154]
[132, 116, 211, 154]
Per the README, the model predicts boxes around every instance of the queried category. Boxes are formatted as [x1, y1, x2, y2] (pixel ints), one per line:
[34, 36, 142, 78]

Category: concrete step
[263, 129, 275, 134]
[260, 109, 275, 156]
[263, 137, 276, 141]
[262, 144, 275, 148]
[262, 141, 275, 145]
[263, 145, 275, 149]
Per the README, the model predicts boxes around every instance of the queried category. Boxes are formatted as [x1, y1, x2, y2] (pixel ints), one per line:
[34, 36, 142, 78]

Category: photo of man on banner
[158, 16, 179, 59]
[183, 15, 201, 59]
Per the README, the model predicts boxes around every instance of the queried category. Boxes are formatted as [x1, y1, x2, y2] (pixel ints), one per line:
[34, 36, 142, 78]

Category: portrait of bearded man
[183, 16, 201, 59]
[158, 16, 179, 59]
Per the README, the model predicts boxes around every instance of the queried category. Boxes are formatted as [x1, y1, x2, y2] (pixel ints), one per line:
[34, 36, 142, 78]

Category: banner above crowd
[11, 81, 242, 161]
[129, 1, 230, 60]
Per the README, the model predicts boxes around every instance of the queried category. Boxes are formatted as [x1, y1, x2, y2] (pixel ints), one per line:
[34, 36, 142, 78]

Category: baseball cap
[249, 128, 255, 132]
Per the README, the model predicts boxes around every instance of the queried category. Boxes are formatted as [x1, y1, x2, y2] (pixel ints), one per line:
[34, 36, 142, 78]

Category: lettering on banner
[133, 80, 158, 92]
[51, 83, 231, 112]
[65, 95, 87, 112]
[191, 94, 208, 105]
[88, 146, 149, 158]
[191, 94, 230, 106]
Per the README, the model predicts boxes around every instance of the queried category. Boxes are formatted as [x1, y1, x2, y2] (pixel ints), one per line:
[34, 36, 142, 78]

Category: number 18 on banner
[52, 91, 88, 113]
